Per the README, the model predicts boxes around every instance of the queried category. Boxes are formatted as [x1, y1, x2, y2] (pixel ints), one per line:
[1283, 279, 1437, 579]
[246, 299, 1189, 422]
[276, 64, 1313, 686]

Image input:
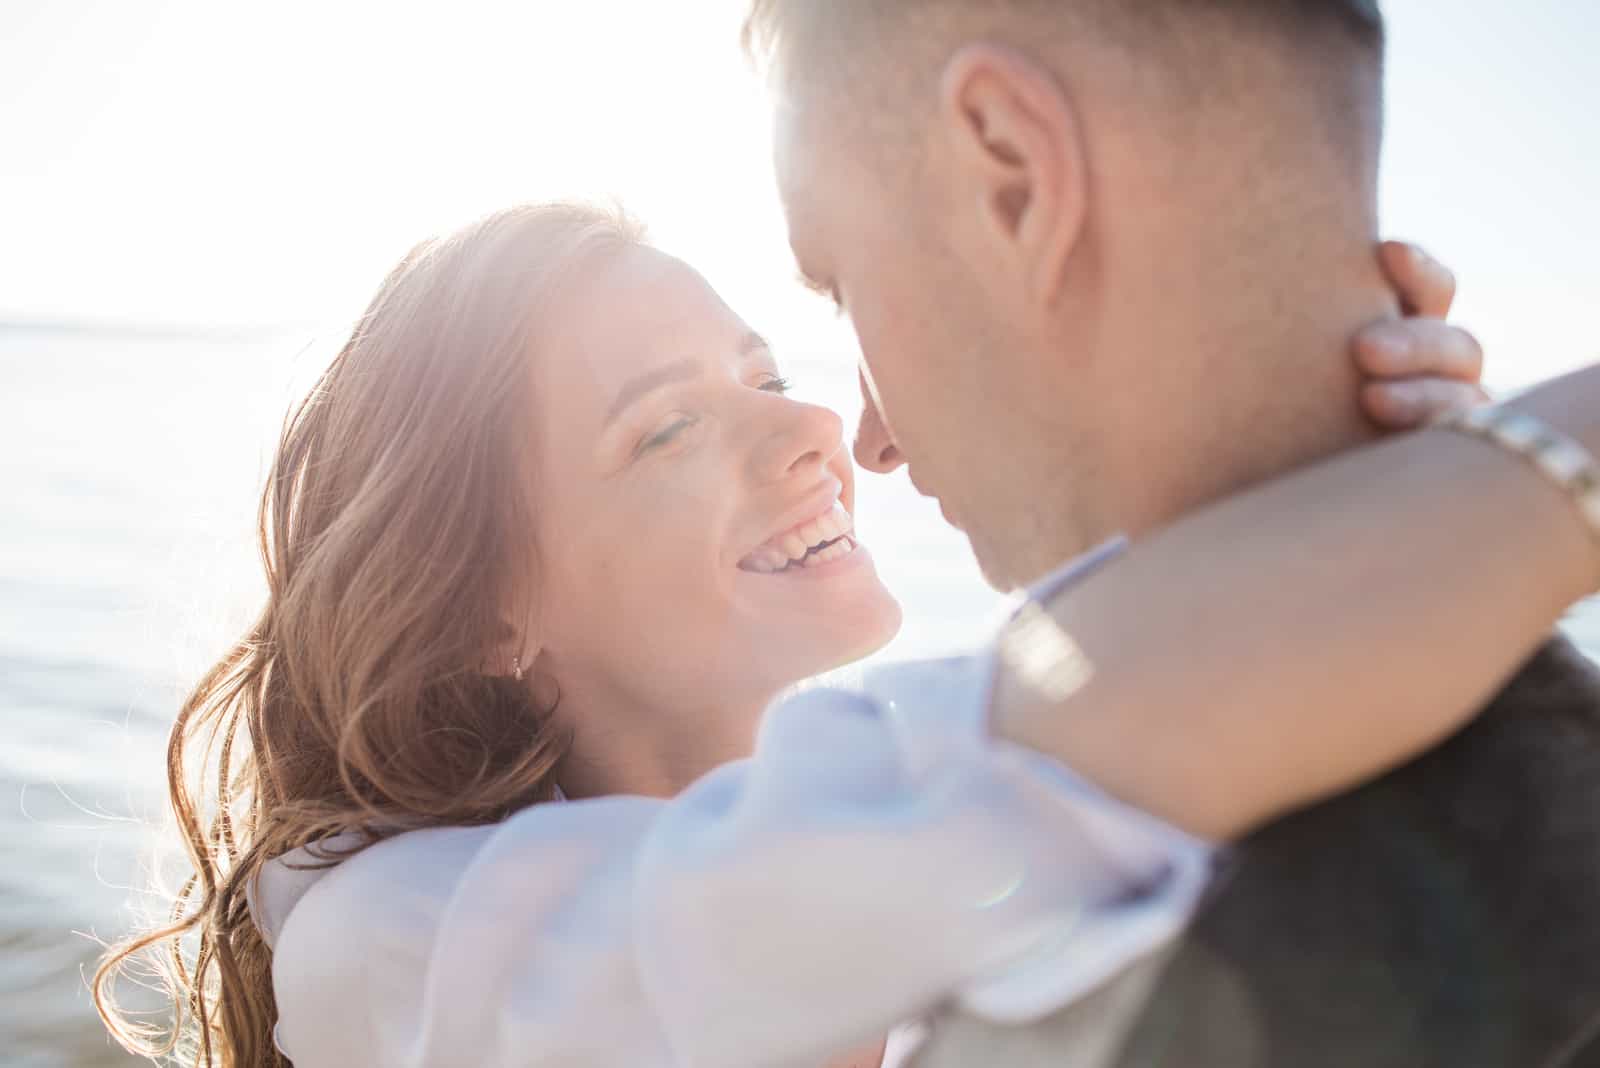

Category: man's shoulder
[1253, 635, 1600, 845]
[1483, 633, 1600, 721]
[1381, 635, 1600, 841]
[1119, 636, 1600, 1067]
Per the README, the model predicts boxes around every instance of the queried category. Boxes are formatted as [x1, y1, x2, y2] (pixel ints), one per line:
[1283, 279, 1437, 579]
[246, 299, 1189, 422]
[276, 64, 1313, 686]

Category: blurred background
[2, 1, 1596, 1064]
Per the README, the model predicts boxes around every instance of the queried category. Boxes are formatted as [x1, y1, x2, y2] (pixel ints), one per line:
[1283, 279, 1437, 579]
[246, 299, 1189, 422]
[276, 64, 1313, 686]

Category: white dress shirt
[249, 543, 1212, 1067]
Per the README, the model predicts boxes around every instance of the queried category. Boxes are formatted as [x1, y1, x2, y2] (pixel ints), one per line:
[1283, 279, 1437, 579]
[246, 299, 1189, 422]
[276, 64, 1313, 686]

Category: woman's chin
[835, 596, 903, 665]
[728, 548, 903, 684]
[776, 592, 905, 682]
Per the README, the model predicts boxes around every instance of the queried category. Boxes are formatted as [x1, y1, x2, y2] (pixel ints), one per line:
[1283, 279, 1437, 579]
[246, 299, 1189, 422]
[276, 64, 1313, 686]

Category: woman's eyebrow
[602, 334, 774, 430]
[738, 331, 772, 360]
[603, 360, 701, 430]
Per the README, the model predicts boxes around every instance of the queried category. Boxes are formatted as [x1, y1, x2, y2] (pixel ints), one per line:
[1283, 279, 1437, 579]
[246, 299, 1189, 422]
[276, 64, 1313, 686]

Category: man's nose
[853, 375, 905, 475]
[753, 399, 845, 483]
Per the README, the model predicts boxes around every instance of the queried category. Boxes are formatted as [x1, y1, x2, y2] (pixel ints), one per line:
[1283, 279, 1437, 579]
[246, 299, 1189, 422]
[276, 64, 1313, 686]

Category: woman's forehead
[536, 247, 754, 394]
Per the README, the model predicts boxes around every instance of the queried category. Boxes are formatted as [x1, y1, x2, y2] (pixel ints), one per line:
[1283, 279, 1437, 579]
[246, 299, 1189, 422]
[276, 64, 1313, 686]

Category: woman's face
[524, 245, 902, 716]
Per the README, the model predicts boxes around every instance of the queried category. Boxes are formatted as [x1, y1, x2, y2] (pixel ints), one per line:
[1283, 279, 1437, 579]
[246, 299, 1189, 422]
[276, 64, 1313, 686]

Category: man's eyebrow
[602, 334, 773, 430]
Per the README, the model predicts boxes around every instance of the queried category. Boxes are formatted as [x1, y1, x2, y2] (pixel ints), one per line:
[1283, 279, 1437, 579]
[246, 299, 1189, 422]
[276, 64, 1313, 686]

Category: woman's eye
[758, 376, 792, 395]
[639, 417, 697, 454]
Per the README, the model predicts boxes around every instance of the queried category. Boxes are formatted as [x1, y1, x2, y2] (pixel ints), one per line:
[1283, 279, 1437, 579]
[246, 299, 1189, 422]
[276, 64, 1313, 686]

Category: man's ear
[938, 44, 1088, 305]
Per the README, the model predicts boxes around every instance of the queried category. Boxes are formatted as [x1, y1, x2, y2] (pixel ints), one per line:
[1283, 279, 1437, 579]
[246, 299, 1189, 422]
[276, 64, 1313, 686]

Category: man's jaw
[906, 467, 959, 529]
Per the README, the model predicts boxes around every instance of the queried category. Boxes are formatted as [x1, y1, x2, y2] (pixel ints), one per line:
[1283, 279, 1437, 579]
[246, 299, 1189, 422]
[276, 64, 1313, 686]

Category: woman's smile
[738, 481, 857, 574]
[740, 536, 871, 579]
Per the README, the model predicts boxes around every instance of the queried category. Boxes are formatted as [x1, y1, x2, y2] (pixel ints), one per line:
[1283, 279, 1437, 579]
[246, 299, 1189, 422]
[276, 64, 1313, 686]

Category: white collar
[1023, 536, 1129, 606]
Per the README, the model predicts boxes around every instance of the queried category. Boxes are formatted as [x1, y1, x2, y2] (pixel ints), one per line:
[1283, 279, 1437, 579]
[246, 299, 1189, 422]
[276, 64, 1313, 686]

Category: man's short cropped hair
[743, 0, 1386, 96]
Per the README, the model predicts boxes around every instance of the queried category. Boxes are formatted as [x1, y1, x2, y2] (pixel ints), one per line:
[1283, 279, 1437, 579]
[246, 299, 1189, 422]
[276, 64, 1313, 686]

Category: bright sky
[2, 0, 1595, 388]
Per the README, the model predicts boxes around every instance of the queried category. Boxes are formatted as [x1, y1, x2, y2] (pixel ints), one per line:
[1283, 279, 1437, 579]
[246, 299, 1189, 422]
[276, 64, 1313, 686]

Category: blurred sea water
[2, 325, 1596, 1067]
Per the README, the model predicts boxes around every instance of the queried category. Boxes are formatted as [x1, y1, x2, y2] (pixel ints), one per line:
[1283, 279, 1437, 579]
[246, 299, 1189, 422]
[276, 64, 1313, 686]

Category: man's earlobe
[939, 44, 1088, 304]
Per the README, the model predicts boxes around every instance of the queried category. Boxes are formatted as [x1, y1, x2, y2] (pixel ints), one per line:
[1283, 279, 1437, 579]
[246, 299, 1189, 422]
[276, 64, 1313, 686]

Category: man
[744, 1, 1600, 1064]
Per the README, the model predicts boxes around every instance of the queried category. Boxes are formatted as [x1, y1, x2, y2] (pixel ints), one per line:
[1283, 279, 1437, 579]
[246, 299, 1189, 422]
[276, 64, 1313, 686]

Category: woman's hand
[1356, 241, 1490, 429]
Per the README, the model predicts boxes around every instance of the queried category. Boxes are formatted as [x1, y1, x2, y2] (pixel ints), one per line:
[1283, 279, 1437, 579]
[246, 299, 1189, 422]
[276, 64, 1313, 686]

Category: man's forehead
[770, 93, 834, 249]
[769, 60, 927, 229]
[770, 88, 822, 198]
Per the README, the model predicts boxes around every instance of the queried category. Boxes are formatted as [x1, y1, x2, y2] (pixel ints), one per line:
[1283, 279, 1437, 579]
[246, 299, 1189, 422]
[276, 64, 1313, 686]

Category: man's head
[750, 1, 1391, 589]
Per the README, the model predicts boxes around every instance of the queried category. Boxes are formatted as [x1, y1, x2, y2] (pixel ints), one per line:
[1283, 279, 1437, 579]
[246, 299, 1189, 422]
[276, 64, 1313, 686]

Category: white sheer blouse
[250, 551, 1212, 1067]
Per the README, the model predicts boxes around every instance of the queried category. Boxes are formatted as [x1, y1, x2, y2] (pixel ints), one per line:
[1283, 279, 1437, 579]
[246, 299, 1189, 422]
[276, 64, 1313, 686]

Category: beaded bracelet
[1434, 405, 1600, 574]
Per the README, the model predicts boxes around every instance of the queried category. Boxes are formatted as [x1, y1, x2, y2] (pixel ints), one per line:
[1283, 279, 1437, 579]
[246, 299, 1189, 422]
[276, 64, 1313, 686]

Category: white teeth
[740, 501, 860, 572]
[739, 548, 790, 573]
[794, 503, 853, 555]
[817, 503, 850, 543]
[801, 538, 855, 568]
[741, 534, 858, 573]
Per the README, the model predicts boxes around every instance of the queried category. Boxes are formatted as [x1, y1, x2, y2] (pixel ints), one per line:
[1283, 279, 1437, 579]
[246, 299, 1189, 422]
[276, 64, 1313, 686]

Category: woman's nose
[752, 398, 845, 484]
[853, 373, 905, 475]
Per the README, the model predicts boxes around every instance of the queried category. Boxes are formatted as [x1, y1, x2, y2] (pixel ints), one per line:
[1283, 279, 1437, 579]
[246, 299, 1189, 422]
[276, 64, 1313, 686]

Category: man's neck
[1105, 236, 1398, 539]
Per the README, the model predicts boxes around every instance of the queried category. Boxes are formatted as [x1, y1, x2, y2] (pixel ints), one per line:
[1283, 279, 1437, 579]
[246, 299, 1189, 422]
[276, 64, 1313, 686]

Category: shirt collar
[1022, 536, 1129, 607]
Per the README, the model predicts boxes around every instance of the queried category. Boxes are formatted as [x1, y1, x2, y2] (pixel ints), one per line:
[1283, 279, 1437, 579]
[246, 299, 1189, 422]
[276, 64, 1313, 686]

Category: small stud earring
[512, 655, 524, 682]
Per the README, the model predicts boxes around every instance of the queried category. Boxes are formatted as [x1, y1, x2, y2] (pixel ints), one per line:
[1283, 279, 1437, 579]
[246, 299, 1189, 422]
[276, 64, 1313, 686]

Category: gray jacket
[913, 639, 1600, 1068]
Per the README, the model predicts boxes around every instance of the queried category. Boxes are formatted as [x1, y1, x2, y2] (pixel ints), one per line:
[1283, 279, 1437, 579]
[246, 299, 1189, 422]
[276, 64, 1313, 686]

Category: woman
[94, 203, 1600, 1068]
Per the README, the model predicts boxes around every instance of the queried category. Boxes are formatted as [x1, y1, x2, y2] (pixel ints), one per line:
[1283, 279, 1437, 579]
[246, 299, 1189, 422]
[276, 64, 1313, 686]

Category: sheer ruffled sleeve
[262, 651, 1210, 1068]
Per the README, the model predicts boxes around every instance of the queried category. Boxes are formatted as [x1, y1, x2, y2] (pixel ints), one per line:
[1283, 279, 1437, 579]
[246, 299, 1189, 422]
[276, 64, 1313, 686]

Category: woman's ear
[938, 43, 1089, 305]
[491, 616, 542, 680]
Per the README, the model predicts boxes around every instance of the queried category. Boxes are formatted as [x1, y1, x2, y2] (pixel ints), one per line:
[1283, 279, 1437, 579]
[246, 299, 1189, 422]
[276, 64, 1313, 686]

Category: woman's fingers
[1361, 379, 1491, 429]
[1355, 318, 1485, 382]
[1380, 241, 1458, 318]
[1354, 306, 1489, 430]
[1356, 243, 1483, 431]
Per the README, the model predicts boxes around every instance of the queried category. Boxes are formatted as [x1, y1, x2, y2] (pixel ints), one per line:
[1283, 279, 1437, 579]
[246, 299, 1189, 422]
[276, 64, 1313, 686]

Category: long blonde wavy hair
[94, 202, 645, 1066]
